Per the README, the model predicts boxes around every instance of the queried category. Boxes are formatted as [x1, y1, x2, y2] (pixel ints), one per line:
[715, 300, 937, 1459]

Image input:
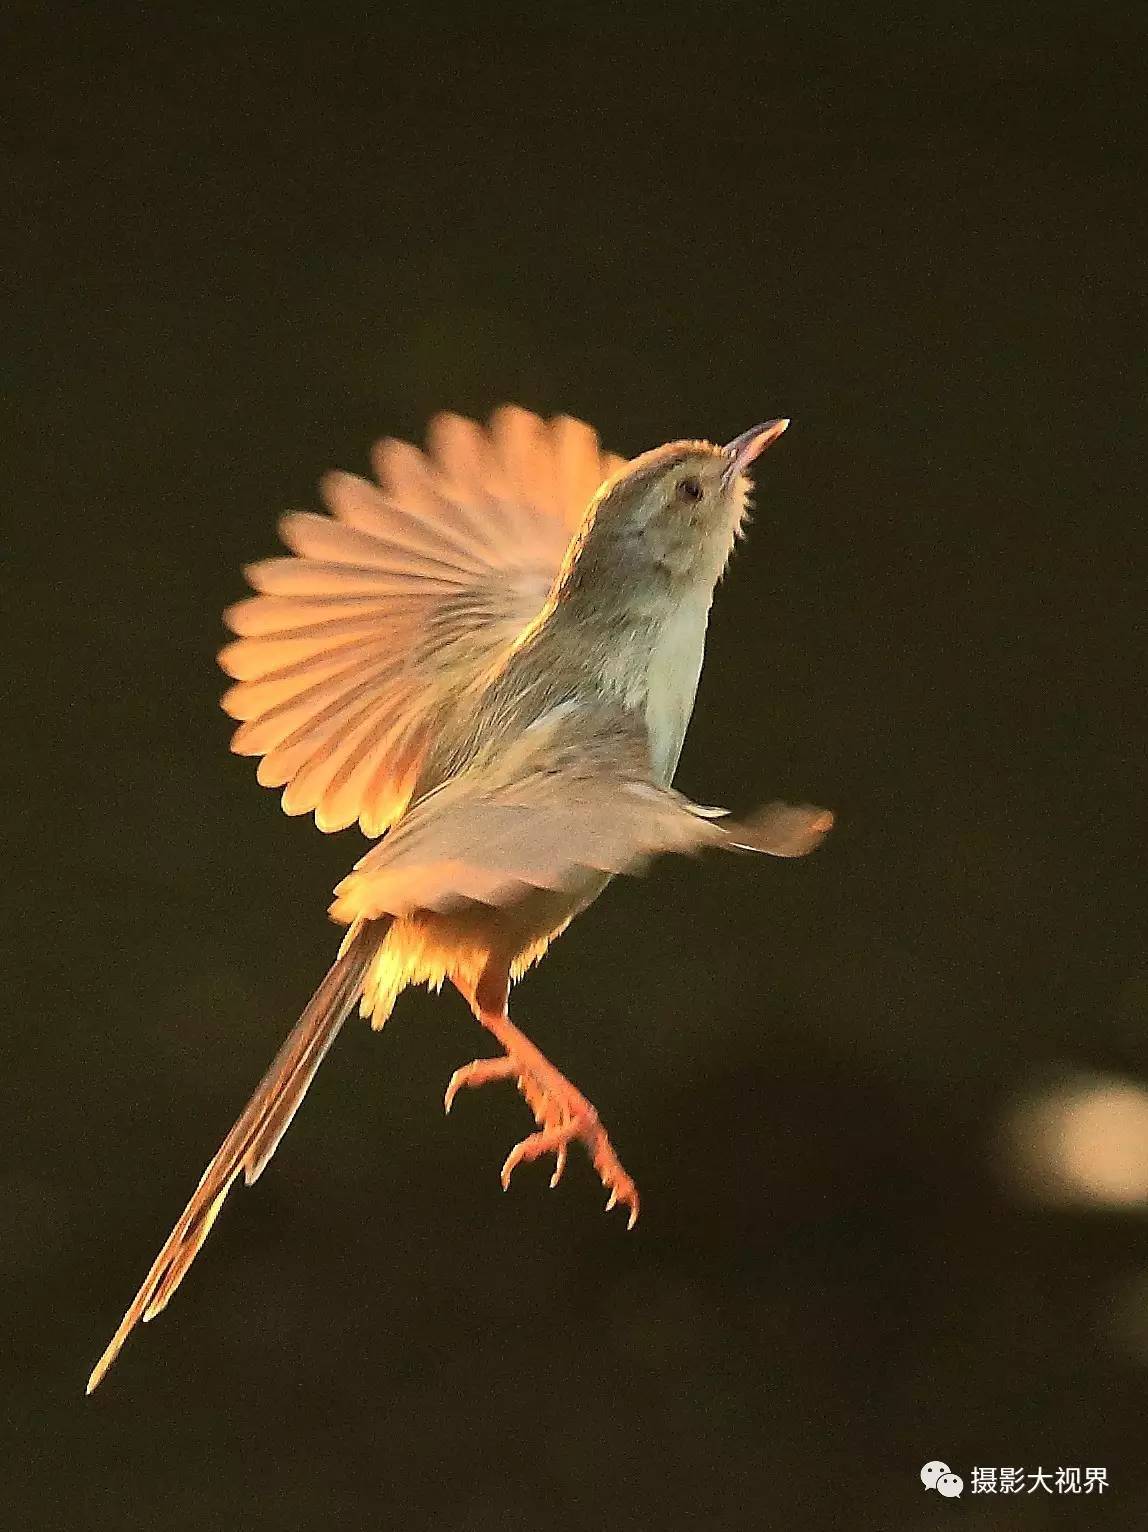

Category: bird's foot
[444, 1049, 640, 1228]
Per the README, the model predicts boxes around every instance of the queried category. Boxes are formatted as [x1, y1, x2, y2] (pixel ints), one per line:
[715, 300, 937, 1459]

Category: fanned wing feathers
[219, 407, 625, 837]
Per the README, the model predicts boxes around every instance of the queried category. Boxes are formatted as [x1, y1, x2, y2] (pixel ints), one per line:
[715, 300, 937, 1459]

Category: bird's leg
[446, 980, 640, 1227]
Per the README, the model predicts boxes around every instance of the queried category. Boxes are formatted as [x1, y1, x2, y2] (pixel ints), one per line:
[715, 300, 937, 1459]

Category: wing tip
[726, 801, 836, 857]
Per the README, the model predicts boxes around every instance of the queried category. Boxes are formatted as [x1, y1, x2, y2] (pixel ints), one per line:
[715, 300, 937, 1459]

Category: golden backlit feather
[220, 408, 622, 836]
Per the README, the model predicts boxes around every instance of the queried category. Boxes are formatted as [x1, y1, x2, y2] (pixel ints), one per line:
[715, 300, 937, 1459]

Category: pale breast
[643, 597, 710, 785]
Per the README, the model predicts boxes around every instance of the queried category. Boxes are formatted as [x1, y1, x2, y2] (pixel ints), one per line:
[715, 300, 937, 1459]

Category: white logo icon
[921, 1461, 964, 1498]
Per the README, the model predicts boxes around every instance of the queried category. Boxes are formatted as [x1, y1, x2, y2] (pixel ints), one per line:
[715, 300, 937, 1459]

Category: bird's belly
[361, 871, 611, 1024]
[442, 871, 612, 967]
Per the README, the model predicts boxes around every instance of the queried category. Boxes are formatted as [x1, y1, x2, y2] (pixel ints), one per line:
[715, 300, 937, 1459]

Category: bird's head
[556, 419, 790, 606]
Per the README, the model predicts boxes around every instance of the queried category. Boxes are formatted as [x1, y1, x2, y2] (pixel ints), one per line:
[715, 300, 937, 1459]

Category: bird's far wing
[328, 711, 833, 923]
[218, 407, 626, 837]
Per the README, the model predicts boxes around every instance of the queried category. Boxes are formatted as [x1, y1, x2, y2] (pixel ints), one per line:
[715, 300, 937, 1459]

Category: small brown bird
[87, 406, 832, 1392]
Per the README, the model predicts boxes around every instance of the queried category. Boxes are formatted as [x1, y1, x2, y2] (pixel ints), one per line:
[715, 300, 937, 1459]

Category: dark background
[6, 2, 1146, 1527]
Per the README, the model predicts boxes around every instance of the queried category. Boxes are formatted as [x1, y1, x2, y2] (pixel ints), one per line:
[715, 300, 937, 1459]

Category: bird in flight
[87, 406, 832, 1392]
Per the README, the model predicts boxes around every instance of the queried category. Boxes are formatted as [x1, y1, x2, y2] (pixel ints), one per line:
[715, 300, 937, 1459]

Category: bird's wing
[218, 407, 626, 837]
[329, 710, 833, 922]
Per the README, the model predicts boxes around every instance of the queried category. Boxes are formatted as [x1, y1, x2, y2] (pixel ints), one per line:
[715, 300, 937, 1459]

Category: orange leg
[446, 981, 640, 1228]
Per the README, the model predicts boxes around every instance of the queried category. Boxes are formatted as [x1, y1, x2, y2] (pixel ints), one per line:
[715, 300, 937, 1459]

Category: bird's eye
[675, 476, 703, 502]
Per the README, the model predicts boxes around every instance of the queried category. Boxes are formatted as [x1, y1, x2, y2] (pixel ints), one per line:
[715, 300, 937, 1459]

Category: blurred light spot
[1005, 1073, 1148, 1207]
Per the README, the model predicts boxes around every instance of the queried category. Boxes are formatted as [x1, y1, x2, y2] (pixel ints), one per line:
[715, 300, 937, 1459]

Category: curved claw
[605, 1183, 640, 1229]
[444, 1055, 518, 1114]
[500, 1126, 570, 1190]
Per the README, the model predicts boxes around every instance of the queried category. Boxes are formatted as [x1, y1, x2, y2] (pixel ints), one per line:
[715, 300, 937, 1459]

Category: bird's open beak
[720, 418, 789, 487]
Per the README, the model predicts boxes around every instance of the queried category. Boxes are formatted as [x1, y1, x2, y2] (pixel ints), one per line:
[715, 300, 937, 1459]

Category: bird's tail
[86, 918, 388, 1395]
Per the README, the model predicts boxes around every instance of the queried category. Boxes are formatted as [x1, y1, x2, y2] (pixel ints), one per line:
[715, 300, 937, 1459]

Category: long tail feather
[86, 920, 387, 1394]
